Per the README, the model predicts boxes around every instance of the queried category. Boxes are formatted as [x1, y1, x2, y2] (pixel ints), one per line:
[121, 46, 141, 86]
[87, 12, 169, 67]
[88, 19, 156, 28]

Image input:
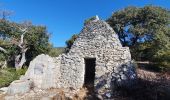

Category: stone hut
[7, 16, 136, 99]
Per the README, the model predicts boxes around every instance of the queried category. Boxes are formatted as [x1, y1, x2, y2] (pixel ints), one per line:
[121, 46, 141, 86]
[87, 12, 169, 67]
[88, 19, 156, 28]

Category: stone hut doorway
[84, 58, 96, 90]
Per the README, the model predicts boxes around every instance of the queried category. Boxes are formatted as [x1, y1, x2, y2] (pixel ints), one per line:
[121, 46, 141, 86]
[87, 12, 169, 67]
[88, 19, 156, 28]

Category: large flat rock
[7, 79, 33, 95]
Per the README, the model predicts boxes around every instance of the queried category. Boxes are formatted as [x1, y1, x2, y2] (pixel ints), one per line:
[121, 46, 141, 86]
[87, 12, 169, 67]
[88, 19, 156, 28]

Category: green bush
[84, 16, 97, 24]
[155, 61, 170, 72]
[153, 50, 170, 72]
[48, 47, 65, 57]
[0, 68, 27, 87]
[16, 67, 27, 76]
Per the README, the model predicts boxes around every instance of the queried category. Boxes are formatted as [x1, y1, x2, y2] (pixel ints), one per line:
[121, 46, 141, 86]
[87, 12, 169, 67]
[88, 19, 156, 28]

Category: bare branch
[1, 60, 7, 69]
[0, 10, 13, 20]
[0, 46, 7, 53]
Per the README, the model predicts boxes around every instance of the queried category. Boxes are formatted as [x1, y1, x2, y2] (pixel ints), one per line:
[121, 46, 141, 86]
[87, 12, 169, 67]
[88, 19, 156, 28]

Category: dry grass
[72, 88, 88, 100]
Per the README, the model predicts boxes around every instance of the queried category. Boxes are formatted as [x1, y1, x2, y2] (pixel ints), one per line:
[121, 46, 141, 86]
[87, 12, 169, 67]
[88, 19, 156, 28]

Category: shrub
[16, 67, 27, 76]
[84, 16, 97, 24]
[152, 50, 170, 72]
[156, 61, 170, 72]
[0, 68, 27, 87]
[48, 47, 65, 57]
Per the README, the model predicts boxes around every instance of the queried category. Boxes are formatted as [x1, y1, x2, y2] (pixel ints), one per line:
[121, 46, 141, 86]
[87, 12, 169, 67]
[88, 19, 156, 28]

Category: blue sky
[0, 0, 170, 47]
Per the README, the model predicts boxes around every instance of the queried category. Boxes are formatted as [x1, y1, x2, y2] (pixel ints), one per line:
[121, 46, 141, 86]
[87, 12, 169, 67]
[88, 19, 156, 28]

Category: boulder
[0, 87, 8, 94]
[7, 79, 33, 95]
[24, 54, 61, 89]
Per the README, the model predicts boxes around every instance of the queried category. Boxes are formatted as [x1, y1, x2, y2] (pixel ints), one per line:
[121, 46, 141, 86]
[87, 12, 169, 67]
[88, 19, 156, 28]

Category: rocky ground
[112, 68, 170, 100]
[0, 68, 170, 100]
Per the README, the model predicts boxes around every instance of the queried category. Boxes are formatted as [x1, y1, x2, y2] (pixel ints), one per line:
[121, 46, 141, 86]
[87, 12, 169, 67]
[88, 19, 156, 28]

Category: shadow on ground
[111, 68, 170, 100]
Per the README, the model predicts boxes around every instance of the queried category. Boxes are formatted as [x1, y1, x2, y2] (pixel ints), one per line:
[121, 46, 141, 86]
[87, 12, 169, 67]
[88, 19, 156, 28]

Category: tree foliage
[107, 5, 170, 71]
[0, 19, 50, 69]
[107, 6, 169, 46]
[48, 45, 65, 57]
[65, 34, 78, 52]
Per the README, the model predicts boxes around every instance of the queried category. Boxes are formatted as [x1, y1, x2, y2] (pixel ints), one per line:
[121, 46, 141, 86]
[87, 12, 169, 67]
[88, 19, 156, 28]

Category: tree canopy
[107, 6, 169, 46]
[107, 5, 170, 59]
[65, 34, 78, 52]
[107, 5, 170, 70]
[0, 19, 50, 69]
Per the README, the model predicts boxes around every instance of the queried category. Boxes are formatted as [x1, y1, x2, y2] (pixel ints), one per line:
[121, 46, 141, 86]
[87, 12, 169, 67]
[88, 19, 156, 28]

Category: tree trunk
[132, 35, 139, 46]
[15, 27, 28, 70]
[0, 46, 7, 68]
[15, 48, 28, 70]
[15, 55, 21, 70]
[2, 60, 7, 69]
[0, 47, 7, 53]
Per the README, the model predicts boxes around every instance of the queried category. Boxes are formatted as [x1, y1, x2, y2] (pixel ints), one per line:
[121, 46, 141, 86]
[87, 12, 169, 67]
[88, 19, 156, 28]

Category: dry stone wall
[58, 18, 137, 98]
[6, 16, 137, 99]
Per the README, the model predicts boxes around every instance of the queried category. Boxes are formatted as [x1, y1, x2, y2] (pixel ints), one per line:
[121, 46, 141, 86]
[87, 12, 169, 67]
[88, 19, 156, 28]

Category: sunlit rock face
[7, 16, 137, 99]
[7, 79, 33, 95]
[24, 54, 61, 89]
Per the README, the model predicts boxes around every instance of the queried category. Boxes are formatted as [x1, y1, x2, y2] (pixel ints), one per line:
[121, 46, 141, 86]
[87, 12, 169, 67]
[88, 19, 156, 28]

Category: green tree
[0, 19, 50, 69]
[48, 44, 65, 57]
[107, 5, 170, 70]
[65, 34, 78, 52]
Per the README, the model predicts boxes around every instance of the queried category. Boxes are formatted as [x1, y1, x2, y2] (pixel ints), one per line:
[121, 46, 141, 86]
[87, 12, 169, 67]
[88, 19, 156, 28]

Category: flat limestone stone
[7, 79, 33, 95]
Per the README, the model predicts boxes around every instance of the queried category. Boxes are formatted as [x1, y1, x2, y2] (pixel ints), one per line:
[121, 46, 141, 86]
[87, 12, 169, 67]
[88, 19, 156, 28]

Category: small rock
[4, 95, 15, 100]
[96, 94, 103, 100]
[0, 87, 8, 94]
[41, 96, 52, 100]
[105, 92, 111, 98]
[7, 79, 33, 95]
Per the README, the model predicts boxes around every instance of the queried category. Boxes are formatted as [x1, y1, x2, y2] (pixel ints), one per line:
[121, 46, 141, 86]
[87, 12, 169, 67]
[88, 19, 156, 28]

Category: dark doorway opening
[84, 58, 99, 100]
[84, 58, 96, 89]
